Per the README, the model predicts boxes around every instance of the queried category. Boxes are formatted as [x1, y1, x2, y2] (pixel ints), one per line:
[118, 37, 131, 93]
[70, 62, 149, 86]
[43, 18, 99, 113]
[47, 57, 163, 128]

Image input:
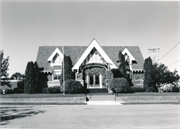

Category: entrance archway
[80, 63, 107, 89]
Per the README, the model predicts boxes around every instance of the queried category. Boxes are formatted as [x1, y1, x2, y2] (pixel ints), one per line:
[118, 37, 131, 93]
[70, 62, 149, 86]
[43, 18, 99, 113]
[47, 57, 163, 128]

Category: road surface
[0, 104, 180, 129]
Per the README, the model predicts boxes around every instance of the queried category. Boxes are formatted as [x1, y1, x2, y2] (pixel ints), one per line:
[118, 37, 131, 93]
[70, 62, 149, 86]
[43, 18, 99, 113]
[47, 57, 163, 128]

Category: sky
[0, 0, 180, 76]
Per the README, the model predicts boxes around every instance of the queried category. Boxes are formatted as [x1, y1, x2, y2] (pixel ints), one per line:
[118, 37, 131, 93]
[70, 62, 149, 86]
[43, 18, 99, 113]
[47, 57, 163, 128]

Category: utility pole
[178, 42, 180, 76]
[62, 46, 65, 95]
[148, 48, 160, 64]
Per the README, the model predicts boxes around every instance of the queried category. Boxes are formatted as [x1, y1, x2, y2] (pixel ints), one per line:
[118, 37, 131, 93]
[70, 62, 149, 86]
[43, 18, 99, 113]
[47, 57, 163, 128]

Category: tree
[143, 57, 154, 92]
[34, 62, 41, 93]
[152, 63, 179, 91]
[11, 72, 24, 80]
[24, 61, 36, 94]
[60, 55, 74, 84]
[0, 50, 11, 87]
[118, 51, 126, 78]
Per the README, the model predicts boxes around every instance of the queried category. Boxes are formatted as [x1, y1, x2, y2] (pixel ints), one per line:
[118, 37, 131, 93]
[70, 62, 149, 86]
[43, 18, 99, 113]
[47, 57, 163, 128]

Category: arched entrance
[80, 63, 107, 89]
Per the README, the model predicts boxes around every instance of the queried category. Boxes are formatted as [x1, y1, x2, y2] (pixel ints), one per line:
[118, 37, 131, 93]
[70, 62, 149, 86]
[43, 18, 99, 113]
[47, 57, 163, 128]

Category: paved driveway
[0, 104, 180, 129]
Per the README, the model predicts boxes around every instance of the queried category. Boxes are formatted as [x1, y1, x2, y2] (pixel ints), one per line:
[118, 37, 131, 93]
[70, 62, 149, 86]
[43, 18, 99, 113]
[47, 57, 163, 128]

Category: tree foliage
[118, 51, 126, 78]
[152, 63, 179, 88]
[24, 61, 42, 94]
[11, 72, 24, 80]
[0, 51, 11, 87]
[143, 57, 154, 91]
[60, 55, 74, 84]
[143, 57, 179, 92]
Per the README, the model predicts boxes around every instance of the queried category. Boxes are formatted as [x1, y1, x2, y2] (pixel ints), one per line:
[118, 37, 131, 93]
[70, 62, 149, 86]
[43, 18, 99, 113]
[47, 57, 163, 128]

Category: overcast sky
[0, 0, 180, 76]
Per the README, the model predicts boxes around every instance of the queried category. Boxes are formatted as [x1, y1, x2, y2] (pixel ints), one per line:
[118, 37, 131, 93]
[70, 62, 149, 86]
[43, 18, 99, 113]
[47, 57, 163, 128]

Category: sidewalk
[1, 93, 179, 105]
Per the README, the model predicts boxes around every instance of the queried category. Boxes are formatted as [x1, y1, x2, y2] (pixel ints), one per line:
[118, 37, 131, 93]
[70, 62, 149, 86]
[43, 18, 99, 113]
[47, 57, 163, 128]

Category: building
[36, 39, 144, 91]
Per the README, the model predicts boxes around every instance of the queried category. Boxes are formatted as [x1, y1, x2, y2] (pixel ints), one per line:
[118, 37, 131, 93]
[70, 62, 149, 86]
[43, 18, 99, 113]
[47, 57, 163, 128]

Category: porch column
[86, 75, 89, 87]
[99, 74, 102, 88]
[93, 74, 95, 86]
[75, 71, 77, 80]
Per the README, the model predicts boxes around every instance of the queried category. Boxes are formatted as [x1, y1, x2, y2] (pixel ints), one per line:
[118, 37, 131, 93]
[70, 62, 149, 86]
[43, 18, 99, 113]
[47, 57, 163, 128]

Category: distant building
[36, 39, 144, 91]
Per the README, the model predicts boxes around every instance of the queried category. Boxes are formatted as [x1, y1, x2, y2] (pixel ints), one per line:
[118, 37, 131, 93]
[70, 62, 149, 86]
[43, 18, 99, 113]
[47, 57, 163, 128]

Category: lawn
[116, 92, 180, 96]
[0, 92, 179, 98]
[0, 93, 86, 98]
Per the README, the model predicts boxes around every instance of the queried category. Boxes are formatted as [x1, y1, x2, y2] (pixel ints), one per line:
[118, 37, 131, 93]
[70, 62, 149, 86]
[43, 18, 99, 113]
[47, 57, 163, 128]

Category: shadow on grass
[0, 106, 46, 125]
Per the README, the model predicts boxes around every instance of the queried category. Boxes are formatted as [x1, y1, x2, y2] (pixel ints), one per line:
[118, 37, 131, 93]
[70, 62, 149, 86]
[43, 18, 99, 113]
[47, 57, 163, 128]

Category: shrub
[105, 79, 112, 87]
[109, 78, 130, 93]
[103, 70, 113, 86]
[42, 86, 61, 94]
[0, 89, 3, 94]
[131, 86, 145, 92]
[160, 84, 179, 92]
[62, 79, 84, 93]
[172, 86, 179, 92]
[5, 89, 14, 94]
[13, 80, 24, 93]
[42, 87, 49, 93]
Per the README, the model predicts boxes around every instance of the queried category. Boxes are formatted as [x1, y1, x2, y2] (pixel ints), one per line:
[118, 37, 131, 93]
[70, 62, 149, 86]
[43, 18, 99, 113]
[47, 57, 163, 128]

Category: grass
[0, 93, 86, 98]
[116, 92, 180, 96]
[1, 92, 179, 98]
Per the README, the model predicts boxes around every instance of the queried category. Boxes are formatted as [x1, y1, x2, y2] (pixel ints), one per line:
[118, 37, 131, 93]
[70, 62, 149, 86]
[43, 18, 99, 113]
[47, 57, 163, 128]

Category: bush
[17, 80, 24, 93]
[131, 86, 145, 92]
[0, 89, 3, 95]
[42, 87, 49, 93]
[42, 86, 61, 94]
[161, 84, 179, 92]
[109, 78, 130, 93]
[62, 79, 84, 93]
[172, 86, 179, 92]
[5, 89, 14, 94]
[105, 79, 112, 87]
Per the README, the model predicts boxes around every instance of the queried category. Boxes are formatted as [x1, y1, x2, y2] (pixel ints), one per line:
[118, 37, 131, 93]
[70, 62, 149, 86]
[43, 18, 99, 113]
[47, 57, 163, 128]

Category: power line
[158, 24, 179, 48]
[167, 60, 180, 66]
[151, 13, 180, 48]
[159, 41, 180, 60]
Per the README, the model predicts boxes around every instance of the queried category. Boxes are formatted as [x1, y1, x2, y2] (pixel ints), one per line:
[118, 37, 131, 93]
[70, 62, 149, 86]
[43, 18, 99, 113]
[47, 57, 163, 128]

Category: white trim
[122, 48, 136, 61]
[47, 48, 64, 63]
[72, 39, 117, 70]
[52, 70, 61, 81]
[122, 48, 136, 71]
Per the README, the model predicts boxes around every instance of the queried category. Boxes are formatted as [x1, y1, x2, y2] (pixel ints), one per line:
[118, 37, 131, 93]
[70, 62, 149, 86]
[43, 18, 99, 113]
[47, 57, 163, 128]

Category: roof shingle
[36, 46, 144, 71]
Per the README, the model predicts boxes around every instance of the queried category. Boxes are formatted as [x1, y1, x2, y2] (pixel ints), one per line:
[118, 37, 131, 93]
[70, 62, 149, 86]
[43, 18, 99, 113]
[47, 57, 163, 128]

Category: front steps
[87, 88, 108, 93]
[86, 93, 115, 101]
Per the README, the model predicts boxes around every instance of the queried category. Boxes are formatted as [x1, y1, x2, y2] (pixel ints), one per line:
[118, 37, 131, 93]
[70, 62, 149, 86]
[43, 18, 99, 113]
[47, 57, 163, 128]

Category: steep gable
[72, 39, 117, 70]
[36, 45, 144, 72]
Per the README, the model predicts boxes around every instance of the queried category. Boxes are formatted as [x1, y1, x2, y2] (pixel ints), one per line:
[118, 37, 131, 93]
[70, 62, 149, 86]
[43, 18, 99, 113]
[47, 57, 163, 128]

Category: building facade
[36, 39, 144, 89]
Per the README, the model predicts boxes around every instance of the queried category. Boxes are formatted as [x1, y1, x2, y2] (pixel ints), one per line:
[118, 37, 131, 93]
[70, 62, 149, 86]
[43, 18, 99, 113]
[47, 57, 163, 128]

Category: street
[0, 104, 180, 129]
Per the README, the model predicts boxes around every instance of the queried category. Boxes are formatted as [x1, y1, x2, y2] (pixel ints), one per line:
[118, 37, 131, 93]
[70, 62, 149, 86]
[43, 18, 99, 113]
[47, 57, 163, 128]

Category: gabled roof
[122, 48, 136, 61]
[72, 39, 117, 70]
[47, 48, 63, 62]
[36, 45, 144, 71]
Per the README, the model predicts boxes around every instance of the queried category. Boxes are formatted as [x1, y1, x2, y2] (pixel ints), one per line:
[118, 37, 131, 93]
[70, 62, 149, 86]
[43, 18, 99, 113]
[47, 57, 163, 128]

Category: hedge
[42, 86, 61, 94]
[131, 86, 145, 92]
[62, 79, 84, 93]
[109, 78, 130, 93]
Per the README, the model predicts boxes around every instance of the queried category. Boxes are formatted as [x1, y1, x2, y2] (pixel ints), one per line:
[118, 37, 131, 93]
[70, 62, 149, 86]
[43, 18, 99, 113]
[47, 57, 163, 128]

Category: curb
[0, 102, 87, 105]
[86, 101, 122, 105]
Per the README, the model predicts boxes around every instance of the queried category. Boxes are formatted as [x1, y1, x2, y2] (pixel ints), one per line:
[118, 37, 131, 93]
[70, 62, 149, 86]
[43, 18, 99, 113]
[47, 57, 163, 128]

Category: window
[95, 75, 99, 84]
[53, 71, 61, 80]
[90, 75, 93, 84]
